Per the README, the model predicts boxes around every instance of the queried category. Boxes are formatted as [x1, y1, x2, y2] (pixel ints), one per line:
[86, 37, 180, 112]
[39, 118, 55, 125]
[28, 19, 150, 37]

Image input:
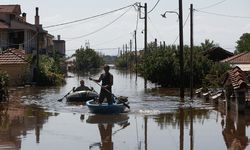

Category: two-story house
[0, 5, 54, 54]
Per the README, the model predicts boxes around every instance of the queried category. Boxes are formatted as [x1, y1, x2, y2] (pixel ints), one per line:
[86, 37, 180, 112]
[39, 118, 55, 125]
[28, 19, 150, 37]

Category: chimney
[22, 13, 26, 22]
[35, 7, 40, 26]
[57, 35, 61, 40]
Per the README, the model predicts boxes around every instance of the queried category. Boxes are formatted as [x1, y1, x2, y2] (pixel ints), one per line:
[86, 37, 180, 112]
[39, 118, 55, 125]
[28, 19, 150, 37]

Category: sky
[2, 0, 250, 56]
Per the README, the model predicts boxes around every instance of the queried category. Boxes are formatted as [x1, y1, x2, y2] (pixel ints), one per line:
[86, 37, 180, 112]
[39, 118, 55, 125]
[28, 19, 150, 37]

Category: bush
[75, 48, 104, 71]
[37, 55, 65, 85]
[0, 71, 9, 101]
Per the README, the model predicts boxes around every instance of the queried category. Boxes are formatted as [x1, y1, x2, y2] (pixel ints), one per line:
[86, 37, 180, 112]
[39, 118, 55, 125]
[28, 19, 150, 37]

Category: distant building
[0, 48, 29, 85]
[53, 35, 66, 56]
[65, 56, 75, 70]
[204, 47, 234, 62]
[221, 51, 250, 71]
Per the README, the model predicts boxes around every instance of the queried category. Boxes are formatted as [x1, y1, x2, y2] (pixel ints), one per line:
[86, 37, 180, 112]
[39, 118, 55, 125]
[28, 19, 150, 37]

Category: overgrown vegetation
[235, 33, 250, 54]
[115, 40, 230, 88]
[75, 47, 104, 71]
[37, 54, 65, 86]
[0, 71, 9, 101]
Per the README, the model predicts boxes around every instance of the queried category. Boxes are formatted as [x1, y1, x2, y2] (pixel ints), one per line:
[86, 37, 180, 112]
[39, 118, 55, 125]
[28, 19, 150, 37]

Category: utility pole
[134, 30, 138, 75]
[179, 0, 184, 101]
[122, 44, 125, 57]
[154, 38, 157, 50]
[130, 39, 132, 69]
[138, 3, 147, 53]
[138, 3, 148, 88]
[144, 3, 147, 53]
[190, 4, 194, 100]
[36, 27, 39, 83]
[126, 44, 128, 69]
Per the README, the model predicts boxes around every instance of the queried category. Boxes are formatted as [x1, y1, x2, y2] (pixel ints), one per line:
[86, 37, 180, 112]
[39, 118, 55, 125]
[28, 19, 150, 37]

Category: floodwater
[1, 68, 250, 150]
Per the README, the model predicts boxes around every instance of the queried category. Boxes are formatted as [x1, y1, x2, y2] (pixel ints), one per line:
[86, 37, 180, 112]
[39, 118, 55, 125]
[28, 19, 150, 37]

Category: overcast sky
[2, 0, 250, 56]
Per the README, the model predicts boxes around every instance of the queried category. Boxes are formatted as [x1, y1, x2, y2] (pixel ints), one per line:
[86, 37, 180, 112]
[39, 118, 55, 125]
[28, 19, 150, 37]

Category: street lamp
[161, 9, 184, 101]
[161, 11, 179, 18]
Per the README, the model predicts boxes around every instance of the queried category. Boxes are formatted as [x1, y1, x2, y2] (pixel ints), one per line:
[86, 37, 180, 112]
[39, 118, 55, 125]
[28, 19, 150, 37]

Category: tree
[75, 47, 104, 71]
[201, 39, 216, 51]
[235, 33, 250, 53]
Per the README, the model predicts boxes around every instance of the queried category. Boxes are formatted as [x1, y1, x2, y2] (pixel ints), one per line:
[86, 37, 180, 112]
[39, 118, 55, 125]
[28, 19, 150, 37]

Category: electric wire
[48, 15, 105, 32]
[148, 16, 164, 41]
[91, 32, 131, 47]
[65, 7, 132, 41]
[148, 0, 160, 14]
[195, 9, 250, 19]
[172, 13, 190, 45]
[197, 0, 227, 10]
[44, 3, 136, 28]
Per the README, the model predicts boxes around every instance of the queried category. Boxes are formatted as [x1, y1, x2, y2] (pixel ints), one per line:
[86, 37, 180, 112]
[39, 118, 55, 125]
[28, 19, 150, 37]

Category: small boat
[66, 90, 99, 102]
[86, 99, 129, 114]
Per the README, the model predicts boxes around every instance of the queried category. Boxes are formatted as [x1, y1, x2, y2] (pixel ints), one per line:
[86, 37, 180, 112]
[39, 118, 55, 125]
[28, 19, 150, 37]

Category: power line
[173, 13, 190, 45]
[197, 0, 227, 10]
[65, 7, 133, 40]
[44, 3, 136, 28]
[91, 32, 131, 47]
[148, 0, 160, 14]
[195, 9, 250, 19]
[147, 16, 164, 41]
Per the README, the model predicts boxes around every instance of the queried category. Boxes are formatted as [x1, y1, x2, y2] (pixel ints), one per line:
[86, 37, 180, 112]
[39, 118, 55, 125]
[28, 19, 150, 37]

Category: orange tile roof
[0, 48, 27, 65]
[0, 5, 21, 15]
[223, 66, 248, 90]
[221, 51, 250, 64]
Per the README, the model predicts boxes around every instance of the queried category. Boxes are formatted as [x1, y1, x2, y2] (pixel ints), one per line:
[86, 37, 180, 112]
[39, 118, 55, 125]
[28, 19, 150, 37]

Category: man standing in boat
[73, 80, 91, 92]
[89, 65, 113, 105]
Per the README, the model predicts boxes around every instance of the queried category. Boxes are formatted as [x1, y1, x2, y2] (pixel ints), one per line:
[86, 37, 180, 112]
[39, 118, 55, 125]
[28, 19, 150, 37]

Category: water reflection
[0, 103, 54, 149]
[221, 110, 249, 150]
[87, 114, 129, 150]
[7, 67, 250, 149]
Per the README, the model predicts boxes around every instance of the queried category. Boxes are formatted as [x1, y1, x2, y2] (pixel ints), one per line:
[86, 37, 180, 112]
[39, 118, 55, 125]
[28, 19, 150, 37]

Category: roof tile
[0, 48, 27, 65]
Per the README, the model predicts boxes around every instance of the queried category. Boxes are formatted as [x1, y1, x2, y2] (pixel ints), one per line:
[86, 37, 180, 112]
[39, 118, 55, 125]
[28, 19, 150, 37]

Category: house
[221, 51, 250, 71]
[53, 35, 66, 56]
[204, 47, 234, 62]
[0, 48, 29, 86]
[222, 66, 249, 112]
[0, 5, 54, 54]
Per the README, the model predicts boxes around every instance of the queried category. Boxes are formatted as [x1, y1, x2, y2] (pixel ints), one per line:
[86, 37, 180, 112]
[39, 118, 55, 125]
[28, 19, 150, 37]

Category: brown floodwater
[0, 68, 250, 150]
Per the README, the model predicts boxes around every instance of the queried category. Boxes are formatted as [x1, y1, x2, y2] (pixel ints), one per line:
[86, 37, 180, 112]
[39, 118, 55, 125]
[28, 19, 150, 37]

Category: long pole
[126, 44, 128, 69]
[190, 4, 194, 99]
[144, 3, 147, 53]
[130, 39, 132, 69]
[179, 0, 184, 101]
[134, 30, 138, 75]
[36, 27, 39, 83]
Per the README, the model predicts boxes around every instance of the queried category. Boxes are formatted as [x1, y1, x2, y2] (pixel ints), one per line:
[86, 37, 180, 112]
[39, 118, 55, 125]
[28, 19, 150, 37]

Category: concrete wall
[0, 63, 29, 86]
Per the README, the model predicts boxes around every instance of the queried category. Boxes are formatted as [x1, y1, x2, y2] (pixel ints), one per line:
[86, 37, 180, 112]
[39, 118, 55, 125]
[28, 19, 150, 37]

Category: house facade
[0, 5, 55, 55]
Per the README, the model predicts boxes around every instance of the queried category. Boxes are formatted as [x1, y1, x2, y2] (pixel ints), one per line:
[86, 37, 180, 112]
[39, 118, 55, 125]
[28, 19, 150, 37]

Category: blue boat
[86, 99, 129, 114]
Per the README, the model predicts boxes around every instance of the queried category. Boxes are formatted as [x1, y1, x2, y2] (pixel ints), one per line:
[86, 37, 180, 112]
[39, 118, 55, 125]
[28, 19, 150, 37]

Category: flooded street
[1, 68, 250, 150]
